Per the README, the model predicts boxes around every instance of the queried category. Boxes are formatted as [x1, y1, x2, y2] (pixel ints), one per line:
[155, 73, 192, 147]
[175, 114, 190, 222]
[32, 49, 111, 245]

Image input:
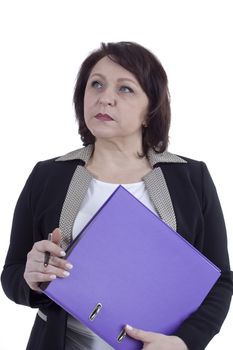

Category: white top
[65, 178, 157, 350]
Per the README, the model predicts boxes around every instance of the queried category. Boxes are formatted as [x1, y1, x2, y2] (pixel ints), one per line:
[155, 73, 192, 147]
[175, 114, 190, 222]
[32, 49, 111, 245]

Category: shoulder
[174, 154, 207, 175]
[32, 145, 90, 171]
[147, 147, 204, 169]
[157, 151, 214, 191]
[175, 154, 205, 167]
[154, 150, 207, 173]
[172, 154, 211, 182]
[26, 146, 89, 190]
[30, 156, 77, 181]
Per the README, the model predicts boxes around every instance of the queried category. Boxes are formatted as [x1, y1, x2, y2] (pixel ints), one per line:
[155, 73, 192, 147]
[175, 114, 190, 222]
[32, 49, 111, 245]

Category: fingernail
[66, 263, 73, 270]
[60, 251, 66, 257]
[50, 275, 56, 279]
[126, 324, 133, 331]
[63, 271, 70, 277]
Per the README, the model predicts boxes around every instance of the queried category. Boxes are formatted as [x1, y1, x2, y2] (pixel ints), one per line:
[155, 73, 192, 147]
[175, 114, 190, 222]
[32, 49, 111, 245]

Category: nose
[98, 88, 116, 106]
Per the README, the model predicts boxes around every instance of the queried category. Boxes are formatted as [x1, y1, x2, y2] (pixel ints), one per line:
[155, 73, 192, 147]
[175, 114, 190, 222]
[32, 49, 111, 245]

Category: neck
[89, 138, 145, 168]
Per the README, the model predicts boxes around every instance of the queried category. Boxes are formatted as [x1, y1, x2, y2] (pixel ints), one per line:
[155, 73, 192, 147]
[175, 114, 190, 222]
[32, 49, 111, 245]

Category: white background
[0, 1, 232, 349]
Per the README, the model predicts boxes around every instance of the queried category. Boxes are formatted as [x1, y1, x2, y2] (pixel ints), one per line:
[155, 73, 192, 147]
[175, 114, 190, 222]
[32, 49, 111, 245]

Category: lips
[95, 113, 114, 121]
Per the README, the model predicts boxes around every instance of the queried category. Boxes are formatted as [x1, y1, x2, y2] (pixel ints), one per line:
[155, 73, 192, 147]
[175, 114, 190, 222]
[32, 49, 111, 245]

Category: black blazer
[1, 145, 233, 350]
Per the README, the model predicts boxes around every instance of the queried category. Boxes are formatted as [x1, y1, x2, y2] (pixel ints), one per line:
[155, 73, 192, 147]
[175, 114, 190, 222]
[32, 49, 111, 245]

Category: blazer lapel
[56, 145, 187, 249]
[143, 148, 186, 231]
[56, 145, 94, 249]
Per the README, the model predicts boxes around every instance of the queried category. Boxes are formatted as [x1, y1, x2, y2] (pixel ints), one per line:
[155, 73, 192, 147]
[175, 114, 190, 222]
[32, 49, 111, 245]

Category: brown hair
[73, 41, 171, 156]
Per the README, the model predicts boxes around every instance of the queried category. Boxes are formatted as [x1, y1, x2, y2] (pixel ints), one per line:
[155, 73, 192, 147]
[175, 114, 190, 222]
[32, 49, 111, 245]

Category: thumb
[50, 228, 62, 246]
[125, 325, 155, 343]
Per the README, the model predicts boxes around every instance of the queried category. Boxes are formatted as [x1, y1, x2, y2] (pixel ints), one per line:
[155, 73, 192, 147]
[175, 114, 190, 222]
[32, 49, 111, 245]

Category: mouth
[94, 113, 114, 121]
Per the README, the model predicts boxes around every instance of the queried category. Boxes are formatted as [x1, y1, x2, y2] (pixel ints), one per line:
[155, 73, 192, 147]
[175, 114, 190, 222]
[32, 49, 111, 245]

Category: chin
[92, 132, 117, 139]
[90, 129, 120, 139]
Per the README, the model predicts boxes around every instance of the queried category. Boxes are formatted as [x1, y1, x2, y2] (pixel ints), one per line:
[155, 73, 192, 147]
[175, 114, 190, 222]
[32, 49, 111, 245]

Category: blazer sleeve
[173, 162, 233, 350]
[1, 163, 51, 308]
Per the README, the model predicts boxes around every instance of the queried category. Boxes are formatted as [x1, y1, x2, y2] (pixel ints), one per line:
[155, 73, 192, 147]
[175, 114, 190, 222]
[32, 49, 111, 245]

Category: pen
[44, 232, 53, 267]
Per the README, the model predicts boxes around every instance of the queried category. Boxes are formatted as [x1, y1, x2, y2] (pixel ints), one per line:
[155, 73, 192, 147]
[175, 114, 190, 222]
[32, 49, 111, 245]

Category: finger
[24, 271, 57, 285]
[50, 227, 62, 246]
[32, 255, 73, 271]
[34, 240, 66, 257]
[125, 325, 157, 342]
[27, 249, 45, 264]
[48, 256, 73, 271]
[30, 284, 43, 292]
[41, 263, 71, 278]
[26, 250, 73, 272]
[27, 249, 70, 268]
[26, 258, 72, 276]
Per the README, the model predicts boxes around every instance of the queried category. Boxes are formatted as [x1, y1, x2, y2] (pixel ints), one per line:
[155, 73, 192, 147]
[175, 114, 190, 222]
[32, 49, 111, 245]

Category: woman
[1, 41, 232, 350]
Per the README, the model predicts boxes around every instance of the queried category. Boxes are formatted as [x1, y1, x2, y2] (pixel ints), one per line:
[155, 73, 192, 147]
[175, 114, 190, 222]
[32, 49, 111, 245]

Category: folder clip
[89, 303, 102, 321]
[117, 328, 127, 342]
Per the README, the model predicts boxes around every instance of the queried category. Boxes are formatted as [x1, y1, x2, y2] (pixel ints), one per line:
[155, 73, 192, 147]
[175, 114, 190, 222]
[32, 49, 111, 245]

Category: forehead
[89, 56, 137, 82]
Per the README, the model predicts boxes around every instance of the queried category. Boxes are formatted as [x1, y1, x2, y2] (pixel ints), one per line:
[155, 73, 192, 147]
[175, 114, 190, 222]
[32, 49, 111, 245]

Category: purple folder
[41, 185, 220, 350]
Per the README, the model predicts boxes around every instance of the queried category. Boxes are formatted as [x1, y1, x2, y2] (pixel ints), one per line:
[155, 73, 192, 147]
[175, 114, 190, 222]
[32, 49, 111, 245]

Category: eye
[119, 86, 134, 93]
[91, 80, 103, 89]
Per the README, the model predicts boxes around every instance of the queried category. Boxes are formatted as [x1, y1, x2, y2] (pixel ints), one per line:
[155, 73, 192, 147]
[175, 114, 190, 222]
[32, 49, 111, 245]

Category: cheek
[84, 91, 97, 111]
[83, 93, 93, 117]
[124, 101, 147, 121]
[84, 90, 89, 106]
[83, 98, 91, 124]
[138, 100, 149, 119]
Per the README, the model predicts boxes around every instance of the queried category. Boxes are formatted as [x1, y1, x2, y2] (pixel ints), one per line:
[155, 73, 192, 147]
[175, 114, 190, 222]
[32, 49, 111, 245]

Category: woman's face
[84, 56, 149, 143]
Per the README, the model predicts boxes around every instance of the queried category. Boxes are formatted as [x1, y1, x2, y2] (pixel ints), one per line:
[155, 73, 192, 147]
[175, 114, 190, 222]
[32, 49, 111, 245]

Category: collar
[56, 144, 186, 248]
[56, 144, 187, 168]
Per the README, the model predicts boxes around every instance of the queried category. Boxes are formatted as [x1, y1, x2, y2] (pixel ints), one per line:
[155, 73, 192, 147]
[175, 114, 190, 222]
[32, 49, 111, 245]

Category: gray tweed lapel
[56, 145, 186, 249]
[143, 148, 187, 231]
[56, 145, 94, 249]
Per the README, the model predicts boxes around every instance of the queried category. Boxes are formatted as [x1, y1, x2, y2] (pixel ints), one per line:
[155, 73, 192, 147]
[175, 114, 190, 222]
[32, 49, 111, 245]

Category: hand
[125, 325, 188, 350]
[24, 228, 73, 292]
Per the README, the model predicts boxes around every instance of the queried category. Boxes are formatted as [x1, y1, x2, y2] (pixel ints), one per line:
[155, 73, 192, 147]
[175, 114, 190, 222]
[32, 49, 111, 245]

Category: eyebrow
[90, 73, 138, 86]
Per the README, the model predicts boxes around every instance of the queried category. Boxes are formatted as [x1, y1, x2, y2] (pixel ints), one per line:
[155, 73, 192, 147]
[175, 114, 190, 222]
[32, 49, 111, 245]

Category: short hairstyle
[73, 41, 171, 156]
